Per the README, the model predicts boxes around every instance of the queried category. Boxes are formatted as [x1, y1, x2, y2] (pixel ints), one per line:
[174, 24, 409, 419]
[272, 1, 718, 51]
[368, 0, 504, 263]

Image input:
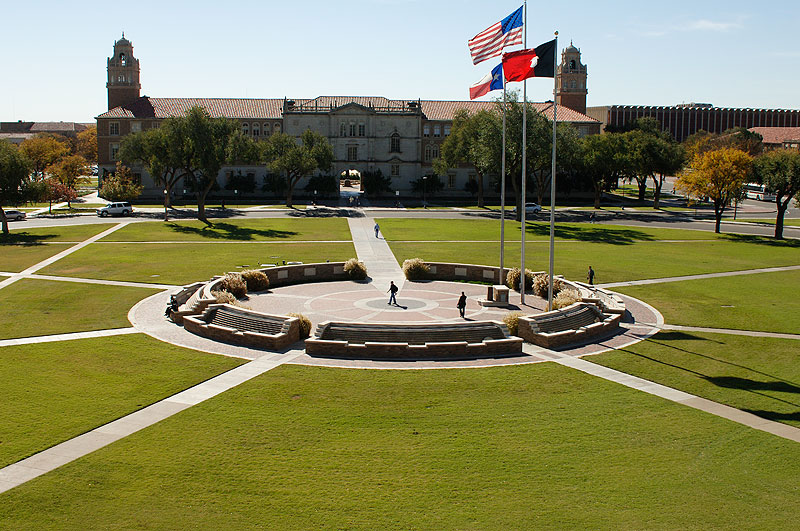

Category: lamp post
[313, 189, 317, 206]
[163, 189, 169, 222]
[395, 189, 400, 208]
[422, 175, 427, 208]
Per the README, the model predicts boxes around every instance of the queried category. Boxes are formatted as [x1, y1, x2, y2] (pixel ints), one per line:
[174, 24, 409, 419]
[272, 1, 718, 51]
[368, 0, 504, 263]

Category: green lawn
[378, 219, 719, 242]
[101, 218, 352, 242]
[614, 269, 800, 334]
[2, 223, 116, 242]
[0, 334, 243, 468]
[736, 218, 800, 227]
[592, 331, 800, 427]
[2, 363, 799, 529]
[41, 242, 357, 285]
[0, 279, 158, 339]
[0, 243, 72, 272]
[390, 238, 800, 284]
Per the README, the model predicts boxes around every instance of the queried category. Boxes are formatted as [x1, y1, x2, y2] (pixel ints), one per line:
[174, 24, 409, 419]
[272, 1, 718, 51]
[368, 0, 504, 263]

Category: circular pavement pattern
[129, 279, 663, 370]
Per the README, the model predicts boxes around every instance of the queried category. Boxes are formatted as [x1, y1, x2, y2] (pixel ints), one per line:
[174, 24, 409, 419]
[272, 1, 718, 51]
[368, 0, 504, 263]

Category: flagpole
[547, 32, 559, 311]
[520, 0, 527, 305]
[500, 82, 507, 285]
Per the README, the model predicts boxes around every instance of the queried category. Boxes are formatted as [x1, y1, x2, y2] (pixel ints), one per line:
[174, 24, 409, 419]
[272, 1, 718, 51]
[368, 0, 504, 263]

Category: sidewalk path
[0, 349, 304, 494]
[0, 328, 139, 348]
[0, 222, 131, 291]
[348, 217, 405, 293]
[601, 265, 800, 289]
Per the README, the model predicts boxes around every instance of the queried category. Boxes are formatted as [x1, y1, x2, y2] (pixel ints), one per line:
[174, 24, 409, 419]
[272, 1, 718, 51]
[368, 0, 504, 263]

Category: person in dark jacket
[457, 292, 468, 318]
[388, 281, 398, 305]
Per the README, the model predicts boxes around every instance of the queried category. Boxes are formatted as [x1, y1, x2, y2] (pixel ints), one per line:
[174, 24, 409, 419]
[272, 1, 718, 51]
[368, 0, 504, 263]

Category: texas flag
[469, 63, 504, 100]
[502, 39, 556, 82]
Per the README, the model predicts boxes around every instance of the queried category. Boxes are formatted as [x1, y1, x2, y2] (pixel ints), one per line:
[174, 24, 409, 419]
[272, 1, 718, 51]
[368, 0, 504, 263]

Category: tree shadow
[523, 222, 657, 244]
[720, 233, 800, 248]
[741, 410, 800, 423]
[703, 376, 800, 394]
[165, 222, 297, 241]
[0, 232, 58, 246]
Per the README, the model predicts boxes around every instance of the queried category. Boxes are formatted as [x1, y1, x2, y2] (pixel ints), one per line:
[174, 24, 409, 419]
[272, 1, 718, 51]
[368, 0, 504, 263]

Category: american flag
[468, 6, 524, 65]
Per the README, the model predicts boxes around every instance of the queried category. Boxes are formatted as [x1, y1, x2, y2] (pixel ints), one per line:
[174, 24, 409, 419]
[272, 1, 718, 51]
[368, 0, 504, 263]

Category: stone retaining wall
[517, 303, 622, 349]
[183, 304, 300, 350]
[305, 337, 523, 359]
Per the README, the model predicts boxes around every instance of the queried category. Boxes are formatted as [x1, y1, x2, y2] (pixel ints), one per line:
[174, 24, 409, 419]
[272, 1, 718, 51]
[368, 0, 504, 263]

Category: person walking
[388, 281, 398, 305]
[374, 222, 380, 238]
[457, 292, 468, 318]
[587, 266, 595, 285]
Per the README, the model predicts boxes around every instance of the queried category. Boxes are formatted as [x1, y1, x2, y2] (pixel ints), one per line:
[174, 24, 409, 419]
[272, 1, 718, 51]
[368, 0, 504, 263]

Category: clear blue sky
[2, 0, 798, 122]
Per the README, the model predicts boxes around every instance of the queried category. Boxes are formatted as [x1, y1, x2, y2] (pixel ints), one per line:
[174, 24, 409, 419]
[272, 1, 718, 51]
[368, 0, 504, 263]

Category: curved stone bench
[183, 304, 300, 350]
[517, 302, 621, 348]
[306, 320, 522, 359]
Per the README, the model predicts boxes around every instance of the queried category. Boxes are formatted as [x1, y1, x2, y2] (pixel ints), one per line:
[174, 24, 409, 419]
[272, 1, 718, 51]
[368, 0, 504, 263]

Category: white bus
[744, 183, 775, 202]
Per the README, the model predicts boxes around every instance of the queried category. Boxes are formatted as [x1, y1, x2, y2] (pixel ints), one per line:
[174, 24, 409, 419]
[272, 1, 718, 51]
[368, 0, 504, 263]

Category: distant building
[96, 35, 600, 199]
[0, 121, 91, 145]
[556, 43, 588, 115]
[586, 104, 800, 142]
[749, 127, 800, 150]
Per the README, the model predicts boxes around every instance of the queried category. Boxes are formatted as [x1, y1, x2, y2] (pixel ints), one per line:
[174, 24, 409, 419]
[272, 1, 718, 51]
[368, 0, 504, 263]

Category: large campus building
[96, 35, 601, 199]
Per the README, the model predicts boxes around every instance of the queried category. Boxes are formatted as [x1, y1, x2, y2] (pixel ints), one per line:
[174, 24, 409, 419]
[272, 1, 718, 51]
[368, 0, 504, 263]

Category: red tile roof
[98, 96, 598, 124]
[749, 127, 800, 145]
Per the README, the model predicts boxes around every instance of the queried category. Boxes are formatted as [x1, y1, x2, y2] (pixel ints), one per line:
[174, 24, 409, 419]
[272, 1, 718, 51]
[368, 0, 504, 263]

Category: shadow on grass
[703, 376, 800, 394]
[0, 232, 58, 246]
[721, 233, 800, 248]
[166, 222, 297, 241]
[741, 409, 800, 423]
[523, 223, 657, 244]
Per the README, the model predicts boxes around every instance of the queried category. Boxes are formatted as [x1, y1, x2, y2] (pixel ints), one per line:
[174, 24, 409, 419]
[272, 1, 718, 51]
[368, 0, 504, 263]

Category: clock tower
[556, 43, 587, 115]
[106, 34, 141, 110]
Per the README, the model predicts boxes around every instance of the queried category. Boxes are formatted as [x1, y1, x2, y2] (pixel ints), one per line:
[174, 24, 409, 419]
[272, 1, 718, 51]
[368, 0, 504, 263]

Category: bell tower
[556, 43, 587, 115]
[106, 33, 141, 110]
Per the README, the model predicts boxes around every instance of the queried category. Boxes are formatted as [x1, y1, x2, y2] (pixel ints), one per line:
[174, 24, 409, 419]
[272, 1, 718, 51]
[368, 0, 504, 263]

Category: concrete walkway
[348, 216, 405, 293]
[601, 264, 800, 289]
[0, 349, 304, 495]
[0, 327, 139, 348]
[0, 222, 130, 291]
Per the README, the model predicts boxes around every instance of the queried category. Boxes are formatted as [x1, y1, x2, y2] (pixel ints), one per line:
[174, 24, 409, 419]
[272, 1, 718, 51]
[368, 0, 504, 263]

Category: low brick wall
[257, 262, 350, 289]
[517, 303, 622, 349]
[183, 304, 300, 350]
[421, 262, 509, 285]
[305, 336, 523, 359]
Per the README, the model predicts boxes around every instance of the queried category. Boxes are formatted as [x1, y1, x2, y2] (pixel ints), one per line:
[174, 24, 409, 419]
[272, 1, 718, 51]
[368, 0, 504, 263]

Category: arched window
[424, 144, 432, 161]
[569, 59, 576, 70]
[242, 122, 249, 135]
[340, 122, 347, 137]
[117, 74, 126, 83]
[252, 123, 260, 137]
[264, 123, 270, 136]
[432, 145, 440, 159]
[274, 123, 281, 133]
[570, 80, 576, 89]
[119, 53, 127, 66]
[390, 132, 400, 152]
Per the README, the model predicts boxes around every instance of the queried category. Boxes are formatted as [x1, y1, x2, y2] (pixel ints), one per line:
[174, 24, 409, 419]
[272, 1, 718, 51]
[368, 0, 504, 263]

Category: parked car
[511, 203, 543, 215]
[4, 210, 27, 221]
[97, 202, 133, 217]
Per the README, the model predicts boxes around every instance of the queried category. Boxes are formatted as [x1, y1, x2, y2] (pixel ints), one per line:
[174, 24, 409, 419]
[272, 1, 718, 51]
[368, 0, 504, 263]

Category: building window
[109, 122, 119, 135]
[390, 133, 401, 153]
[274, 123, 281, 133]
[448, 174, 456, 189]
[119, 53, 127, 66]
[130, 121, 141, 133]
[117, 74, 126, 83]
[424, 144, 432, 162]
[358, 122, 365, 137]
[432, 145, 440, 159]
[347, 145, 358, 162]
[570, 59, 576, 70]
[252, 123, 260, 137]
[264, 123, 270, 136]
[391, 164, 400, 176]
[242, 123, 249, 135]
[570, 80, 576, 89]
[444, 125, 451, 136]
[434, 125, 441, 137]
[340, 123, 347, 137]
[423, 124, 430, 137]
[349, 123, 357, 136]
[110, 143, 120, 160]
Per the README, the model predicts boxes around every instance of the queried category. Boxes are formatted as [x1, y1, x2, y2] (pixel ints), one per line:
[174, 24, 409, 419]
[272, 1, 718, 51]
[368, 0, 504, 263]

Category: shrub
[506, 268, 534, 292]
[503, 311, 524, 336]
[218, 273, 247, 299]
[533, 274, 565, 298]
[241, 269, 270, 292]
[343, 258, 368, 280]
[402, 258, 430, 281]
[212, 290, 237, 305]
[288, 312, 312, 339]
[553, 289, 581, 310]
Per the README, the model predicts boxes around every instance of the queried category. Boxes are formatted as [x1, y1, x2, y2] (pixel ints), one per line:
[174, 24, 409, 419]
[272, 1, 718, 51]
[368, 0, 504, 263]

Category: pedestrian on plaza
[587, 266, 595, 285]
[374, 222, 380, 238]
[589, 211, 596, 224]
[388, 281, 398, 305]
[457, 292, 468, 318]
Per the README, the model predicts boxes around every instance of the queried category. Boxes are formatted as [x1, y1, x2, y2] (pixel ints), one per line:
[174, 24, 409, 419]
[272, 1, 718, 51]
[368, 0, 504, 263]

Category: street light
[163, 189, 169, 221]
[423, 175, 427, 208]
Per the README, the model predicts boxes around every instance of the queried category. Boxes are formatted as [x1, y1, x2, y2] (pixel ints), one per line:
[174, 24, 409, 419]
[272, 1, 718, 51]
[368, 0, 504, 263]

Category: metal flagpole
[520, 0, 527, 305]
[500, 82, 507, 284]
[547, 32, 559, 311]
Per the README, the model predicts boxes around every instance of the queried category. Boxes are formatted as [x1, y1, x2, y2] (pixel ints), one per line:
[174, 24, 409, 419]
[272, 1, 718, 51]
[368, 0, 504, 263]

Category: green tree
[262, 130, 333, 208]
[411, 174, 444, 202]
[0, 141, 31, 234]
[435, 109, 498, 207]
[752, 149, 800, 239]
[19, 134, 69, 179]
[580, 133, 628, 209]
[43, 178, 78, 213]
[676, 148, 752, 233]
[47, 154, 89, 207]
[304, 174, 338, 198]
[99, 162, 144, 202]
[361, 169, 392, 197]
[76, 126, 98, 164]
[627, 128, 685, 207]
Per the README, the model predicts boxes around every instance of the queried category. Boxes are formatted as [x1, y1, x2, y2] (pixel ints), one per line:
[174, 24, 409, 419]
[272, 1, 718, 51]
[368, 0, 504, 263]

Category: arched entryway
[339, 169, 362, 206]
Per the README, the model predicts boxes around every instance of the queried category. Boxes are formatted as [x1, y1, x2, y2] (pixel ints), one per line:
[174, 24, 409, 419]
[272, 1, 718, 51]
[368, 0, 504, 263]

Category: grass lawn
[2, 363, 799, 529]
[0, 243, 73, 272]
[2, 223, 116, 243]
[378, 219, 719, 242]
[101, 218, 352, 242]
[0, 279, 158, 339]
[736, 218, 800, 227]
[614, 269, 800, 333]
[390, 238, 800, 284]
[41, 242, 357, 285]
[591, 331, 800, 427]
[0, 334, 243, 468]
